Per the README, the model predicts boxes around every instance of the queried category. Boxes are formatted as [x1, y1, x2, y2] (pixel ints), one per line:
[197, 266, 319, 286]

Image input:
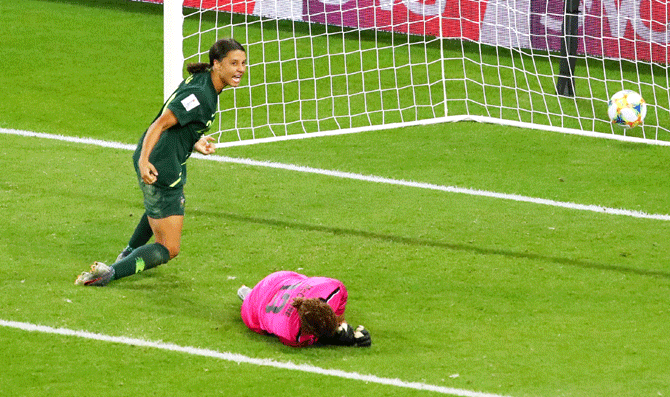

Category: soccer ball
[607, 90, 647, 129]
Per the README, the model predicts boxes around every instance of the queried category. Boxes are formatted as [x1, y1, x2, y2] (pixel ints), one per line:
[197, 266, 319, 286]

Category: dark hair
[292, 297, 339, 338]
[186, 38, 245, 74]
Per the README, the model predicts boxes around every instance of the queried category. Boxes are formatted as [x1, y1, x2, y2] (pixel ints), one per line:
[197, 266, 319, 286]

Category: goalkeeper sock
[111, 243, 170, 280]
[127, 212, 154, 249]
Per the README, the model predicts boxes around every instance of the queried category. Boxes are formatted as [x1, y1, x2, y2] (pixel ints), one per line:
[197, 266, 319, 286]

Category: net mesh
[156, 0, 670, 143]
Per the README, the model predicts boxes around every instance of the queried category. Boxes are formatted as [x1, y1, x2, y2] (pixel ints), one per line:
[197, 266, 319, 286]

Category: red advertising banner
[139, 0, 254, 13]
[139, 0, 669, 64]
[531, 0, 669, 64]
[183, 0, 254, 13]
[303, 0, 488, 41]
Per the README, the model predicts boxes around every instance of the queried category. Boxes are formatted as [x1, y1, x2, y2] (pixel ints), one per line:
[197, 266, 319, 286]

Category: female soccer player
[238, 271, 372, 347]
[75, 38, 247, 286]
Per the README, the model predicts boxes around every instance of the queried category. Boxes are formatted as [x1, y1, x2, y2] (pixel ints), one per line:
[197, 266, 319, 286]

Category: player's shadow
[40, 0, 162, 15]
[200, 210, 670, 279]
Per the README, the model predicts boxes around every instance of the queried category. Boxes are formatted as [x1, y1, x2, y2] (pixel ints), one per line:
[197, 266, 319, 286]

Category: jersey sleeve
[167, 87, 210, 127]
[311, 277, 348, 317]
[331, 284, 347, 317]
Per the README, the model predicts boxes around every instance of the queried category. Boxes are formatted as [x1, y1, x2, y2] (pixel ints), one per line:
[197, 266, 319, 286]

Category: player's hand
[353, 325, 371, 347]
[328, 323, 371, 347]
[194, 136, 216, 155]
[333, 322, 355, 345]
[139, 159, 158, 185]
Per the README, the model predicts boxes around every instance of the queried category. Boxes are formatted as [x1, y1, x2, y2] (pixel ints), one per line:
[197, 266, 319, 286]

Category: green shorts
[138, 180, 185, 219]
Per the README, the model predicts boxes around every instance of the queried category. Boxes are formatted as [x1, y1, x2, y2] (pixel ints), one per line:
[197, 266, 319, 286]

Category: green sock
[112, 243, 170, 280]
[128, 212, 153, 250]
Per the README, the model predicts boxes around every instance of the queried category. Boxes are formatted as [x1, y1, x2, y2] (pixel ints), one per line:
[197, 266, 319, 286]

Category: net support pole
[556, 0, 579, 97]
[164, 0, 184, 101]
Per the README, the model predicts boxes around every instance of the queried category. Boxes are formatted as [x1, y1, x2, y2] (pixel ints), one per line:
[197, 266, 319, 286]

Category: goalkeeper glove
[322, 323, 372, 347]
[330, 322, 355, 346]
[353, 325, 371, 347]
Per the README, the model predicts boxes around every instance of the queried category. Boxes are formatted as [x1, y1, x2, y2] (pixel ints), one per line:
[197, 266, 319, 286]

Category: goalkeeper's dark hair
[292, 297, 339, 338]
[186, 38, 245, 74]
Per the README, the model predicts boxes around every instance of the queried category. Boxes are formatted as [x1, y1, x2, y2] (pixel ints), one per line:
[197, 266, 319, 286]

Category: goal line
[208, 115, 670, 149]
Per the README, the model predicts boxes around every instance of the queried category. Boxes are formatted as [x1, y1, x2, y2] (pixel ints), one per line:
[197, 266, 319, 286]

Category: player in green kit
[75, 38, 247, 286]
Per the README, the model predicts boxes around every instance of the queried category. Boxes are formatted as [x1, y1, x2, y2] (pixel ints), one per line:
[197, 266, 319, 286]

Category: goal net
[155, 0, 670, 146]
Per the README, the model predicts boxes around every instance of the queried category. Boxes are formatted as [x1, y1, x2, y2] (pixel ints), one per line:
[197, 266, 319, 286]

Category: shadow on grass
[37, 0, 162, 14]
[199, 209, 670, 279]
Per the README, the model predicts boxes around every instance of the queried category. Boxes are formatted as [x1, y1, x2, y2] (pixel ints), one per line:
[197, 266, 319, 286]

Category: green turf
[0, 0, 164, 142]
[2, 1, 670, 397]
[2, 130, 670, 396]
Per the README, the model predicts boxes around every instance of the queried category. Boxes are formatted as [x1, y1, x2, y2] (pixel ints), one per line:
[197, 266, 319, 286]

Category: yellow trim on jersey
[161, 91, 178, 116]
[169, 177, 182, 188]
[169, 171, 183, 188]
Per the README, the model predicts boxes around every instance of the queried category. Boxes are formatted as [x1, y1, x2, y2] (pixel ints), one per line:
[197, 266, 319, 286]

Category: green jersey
[133, 71, 218, 189]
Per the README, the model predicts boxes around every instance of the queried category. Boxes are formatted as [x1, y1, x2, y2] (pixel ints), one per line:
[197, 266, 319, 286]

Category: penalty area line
[3, 127, 669, 221]
[1, 319, 511, 397]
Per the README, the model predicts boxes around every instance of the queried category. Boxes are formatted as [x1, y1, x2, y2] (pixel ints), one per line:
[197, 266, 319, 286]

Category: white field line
[2, 127, 669, 221]
[0, 319, 511, 397]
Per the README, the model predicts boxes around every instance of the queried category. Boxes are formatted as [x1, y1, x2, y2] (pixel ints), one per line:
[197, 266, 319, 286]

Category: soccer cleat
[115, 247, 133, 263]
[237, 285, 252, 301]
[75, 262, 115, 286]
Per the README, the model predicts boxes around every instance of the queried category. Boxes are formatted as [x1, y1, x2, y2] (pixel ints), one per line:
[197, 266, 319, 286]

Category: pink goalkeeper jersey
[240, 271, 347, 347]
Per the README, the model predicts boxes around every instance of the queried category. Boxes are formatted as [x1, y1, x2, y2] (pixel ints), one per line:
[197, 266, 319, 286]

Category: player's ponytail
[186, 38, 246, 74]
[292, 298, 338, 338]
[186, 62, 210, 74]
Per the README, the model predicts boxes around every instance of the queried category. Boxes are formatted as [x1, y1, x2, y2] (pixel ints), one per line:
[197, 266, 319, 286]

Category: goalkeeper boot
[237, 285, 252, 301]
[75, 262, 115, 286]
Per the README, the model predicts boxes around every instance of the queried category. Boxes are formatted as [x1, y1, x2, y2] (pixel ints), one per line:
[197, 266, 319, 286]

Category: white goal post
[157, 0, 670, 146]
[164, 0, 185, 101]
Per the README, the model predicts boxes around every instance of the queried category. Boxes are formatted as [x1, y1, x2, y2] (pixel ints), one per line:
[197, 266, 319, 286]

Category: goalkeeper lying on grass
[238, 271, 371, 347]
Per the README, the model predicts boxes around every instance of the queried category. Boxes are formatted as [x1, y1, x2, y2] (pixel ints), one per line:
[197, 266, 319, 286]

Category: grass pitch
[2, 1, 670, 397]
